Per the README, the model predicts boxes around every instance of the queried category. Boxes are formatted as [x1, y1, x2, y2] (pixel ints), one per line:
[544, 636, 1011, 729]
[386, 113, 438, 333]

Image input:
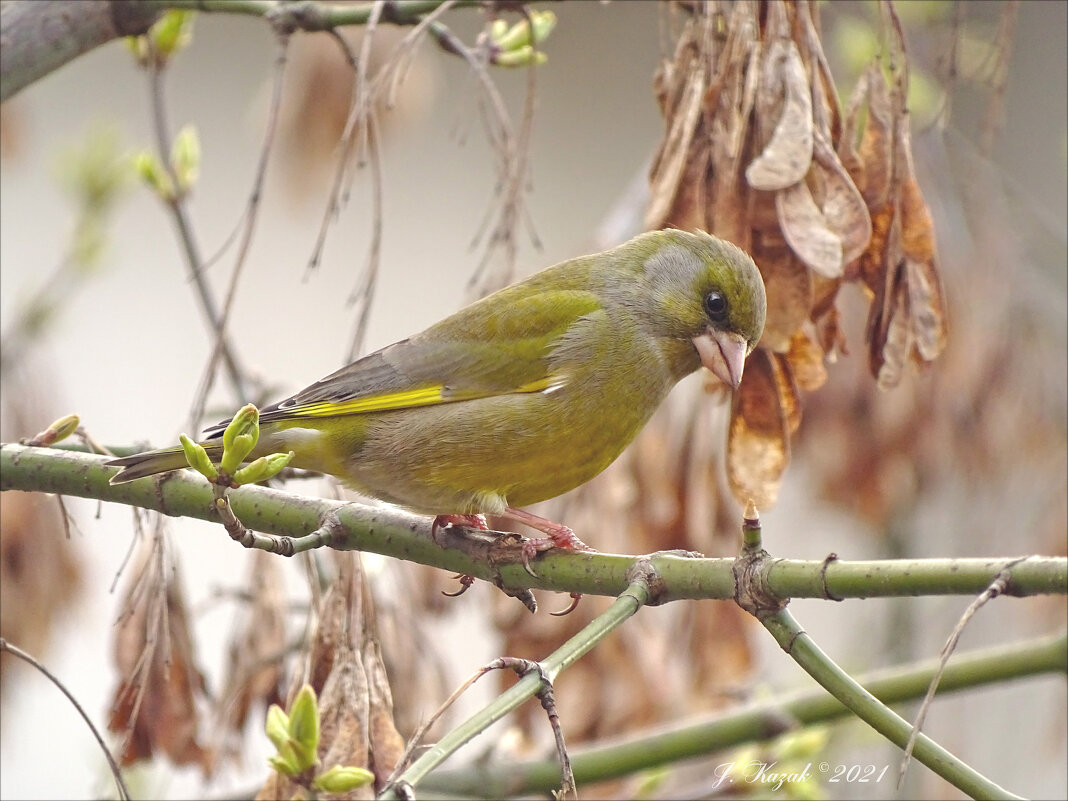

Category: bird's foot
[431, 513, 488, 545]
[501, 506, 595, 595]
[432, 515, 489, 599]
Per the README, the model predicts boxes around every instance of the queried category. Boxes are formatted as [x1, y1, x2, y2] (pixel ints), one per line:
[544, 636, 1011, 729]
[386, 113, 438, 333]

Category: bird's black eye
[704, 291, 728, 323]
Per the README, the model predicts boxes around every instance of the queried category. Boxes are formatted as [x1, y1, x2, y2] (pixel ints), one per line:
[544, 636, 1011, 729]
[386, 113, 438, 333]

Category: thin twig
[0, 638, 132, 801]
[188, 31, 293, 425]
[345, 112, 384, 360]
[979, 0, 1018, 156]
[145, 47, 248, 414]
[897, 562, 1025, 788]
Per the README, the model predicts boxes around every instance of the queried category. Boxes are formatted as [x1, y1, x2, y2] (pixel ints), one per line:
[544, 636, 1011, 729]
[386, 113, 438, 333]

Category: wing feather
[203, 289, 602, 436]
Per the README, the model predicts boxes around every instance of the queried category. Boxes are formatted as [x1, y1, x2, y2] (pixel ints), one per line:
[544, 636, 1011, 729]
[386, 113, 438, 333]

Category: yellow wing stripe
[284, 377, 558, 419]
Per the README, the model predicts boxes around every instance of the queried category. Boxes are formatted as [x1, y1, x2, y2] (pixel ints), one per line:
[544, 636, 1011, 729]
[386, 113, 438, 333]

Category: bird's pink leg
[501, 507, 593, 615]
[501, 506, 595, 559]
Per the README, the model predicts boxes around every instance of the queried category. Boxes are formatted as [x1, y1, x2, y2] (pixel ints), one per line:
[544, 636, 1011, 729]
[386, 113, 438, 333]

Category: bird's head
[638, 229, 766, 389]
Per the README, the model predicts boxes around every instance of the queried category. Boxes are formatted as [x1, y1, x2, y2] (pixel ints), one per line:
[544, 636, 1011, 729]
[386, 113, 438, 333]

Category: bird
[108, 229, 766, 561]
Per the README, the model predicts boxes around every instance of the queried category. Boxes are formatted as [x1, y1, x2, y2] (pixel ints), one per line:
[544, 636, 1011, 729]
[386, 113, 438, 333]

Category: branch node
[819, 553, 844, 601]
[624, 555, 668, 606]
[733, 547, 789, 617]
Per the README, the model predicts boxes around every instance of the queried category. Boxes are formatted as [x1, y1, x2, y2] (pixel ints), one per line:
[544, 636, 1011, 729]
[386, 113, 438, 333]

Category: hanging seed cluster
[648, 1, 948, 509]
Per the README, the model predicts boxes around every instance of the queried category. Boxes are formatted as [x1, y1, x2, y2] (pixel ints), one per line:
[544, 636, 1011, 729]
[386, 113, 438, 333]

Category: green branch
[2, 444, 1066, 603]
[0, 0, 489, 103]
[758, 609, 1024, 799]
[382, 576, 653, 798]
[420, 631, 1067, 797]
[156, 0, 485, 29]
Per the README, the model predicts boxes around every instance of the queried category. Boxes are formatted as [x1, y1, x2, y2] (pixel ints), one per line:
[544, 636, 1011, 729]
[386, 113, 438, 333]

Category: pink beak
[692, 329, 749, 389]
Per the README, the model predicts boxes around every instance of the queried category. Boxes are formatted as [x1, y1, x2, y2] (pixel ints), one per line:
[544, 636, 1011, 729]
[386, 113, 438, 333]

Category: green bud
[221, 404, 260, 475]
[312, 765, 375, 794]
[489, 18, 508, 41]
[232, 451, 294, 486]
[493, 45, 548, 68]
[171, 124, 200, 194]
[265, 704, 290, 752]
[490, 10, 556, 51]
[268, 753, 300, 778]
[42, 413, 80, 445]
[124, 35, 151, 67]
[287, 685, 320, 772]
[528, 10, 557, 45]
[776, 727, 828, 761]
[151, 10, 195, 60]
[784, 772, 821, 801]
[134, 151, 175, 200]
[179, 434, 218, 481]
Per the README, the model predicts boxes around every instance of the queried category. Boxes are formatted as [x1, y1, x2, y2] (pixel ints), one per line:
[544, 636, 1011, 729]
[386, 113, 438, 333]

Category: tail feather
[107, 443, 223, 484]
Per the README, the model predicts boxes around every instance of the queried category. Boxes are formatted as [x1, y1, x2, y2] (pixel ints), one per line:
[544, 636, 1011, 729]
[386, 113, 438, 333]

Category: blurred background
[1, 2, 1065, 799]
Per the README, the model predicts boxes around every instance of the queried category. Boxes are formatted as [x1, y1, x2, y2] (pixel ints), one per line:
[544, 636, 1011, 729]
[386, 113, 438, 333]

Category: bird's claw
[550, 592, 583, 616]
[517, 525, 595, 576]
[441, 573, 476, 597]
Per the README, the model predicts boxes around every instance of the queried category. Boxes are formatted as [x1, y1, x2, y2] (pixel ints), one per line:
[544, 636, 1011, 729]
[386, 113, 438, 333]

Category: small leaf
[287, 685, 320, 772]
[265, 704, 290, 753]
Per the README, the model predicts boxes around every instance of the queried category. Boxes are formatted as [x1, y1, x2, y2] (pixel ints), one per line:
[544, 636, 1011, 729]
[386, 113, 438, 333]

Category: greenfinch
[108, 229, 766, 556]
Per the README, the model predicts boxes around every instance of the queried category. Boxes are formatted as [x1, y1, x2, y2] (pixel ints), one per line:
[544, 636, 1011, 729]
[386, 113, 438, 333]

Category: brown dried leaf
[746, 39, 813, 191]
[786, 330, 829, 392]
[855, 64, 895, 207]
[707, 5, 761, 244]
[839, 67, 869, 190]
[317, 647, 373, 801]
[898, 133, 948, 364]
[755, 245, 813, 353]
[865, 107, 947, 387]
[108, 537, 212, 774]
[813, 132, 872, 266]
[871, 262, 911, 390]
[364, 638, 406, 786]
[261, 557, 406, 799]
[776, 178, 844, 277]
[646, 57, 706, 230]
[728, 350, 792, 508]
[907, 256, 948, 364]
[856, 198, 893, 290]
[0, 490, 82, 692]
[796, 0, 842, 143]
[216, 551, 286, 745]
[308, 562, 359, 694]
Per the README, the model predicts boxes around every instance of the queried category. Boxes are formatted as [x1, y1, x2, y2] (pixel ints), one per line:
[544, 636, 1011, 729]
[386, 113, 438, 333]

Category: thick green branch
[2, 444, 1066, 602]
